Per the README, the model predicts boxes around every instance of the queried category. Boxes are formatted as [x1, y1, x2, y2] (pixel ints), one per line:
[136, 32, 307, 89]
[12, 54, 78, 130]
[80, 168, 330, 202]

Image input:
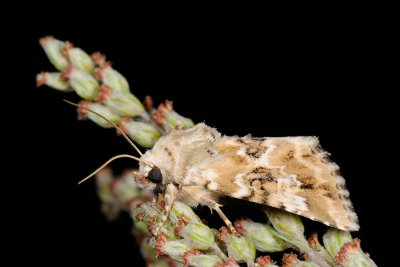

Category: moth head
[134, 162, 166, 192]
[132, 144, 170, 191]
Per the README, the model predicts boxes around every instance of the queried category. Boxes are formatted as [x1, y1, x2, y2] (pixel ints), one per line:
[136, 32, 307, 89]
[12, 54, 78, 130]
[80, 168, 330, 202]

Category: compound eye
[147, 168, 163, 183]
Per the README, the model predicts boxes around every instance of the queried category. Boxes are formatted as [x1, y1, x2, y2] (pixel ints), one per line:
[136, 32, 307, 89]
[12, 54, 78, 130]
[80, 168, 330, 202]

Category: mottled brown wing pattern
[202, 135, 359, 231]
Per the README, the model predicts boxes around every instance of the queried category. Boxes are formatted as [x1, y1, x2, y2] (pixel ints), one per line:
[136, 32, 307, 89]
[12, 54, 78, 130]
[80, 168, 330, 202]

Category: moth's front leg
[181, 185, 239, 236]
[154, 183, 177, 235]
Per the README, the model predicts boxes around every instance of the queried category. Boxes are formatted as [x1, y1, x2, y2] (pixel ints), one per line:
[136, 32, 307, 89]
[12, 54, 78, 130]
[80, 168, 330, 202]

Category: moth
[70, 101, 359, 235]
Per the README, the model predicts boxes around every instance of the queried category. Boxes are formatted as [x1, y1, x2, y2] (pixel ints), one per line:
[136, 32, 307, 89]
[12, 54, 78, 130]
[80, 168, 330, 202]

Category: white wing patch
[236, 147, 247, 156]
[207, 181, 219, 190]
[255, 144, 276, 165]
[232, 173, 251, 198]
[269, 192, 309, 213]
[277, 174, 302, 187]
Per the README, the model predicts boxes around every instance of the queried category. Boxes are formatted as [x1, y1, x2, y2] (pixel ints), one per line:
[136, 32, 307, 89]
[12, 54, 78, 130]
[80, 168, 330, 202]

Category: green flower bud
[94, 167, 114, 203]
[335, 239, 377, 267]
[282, 253, 319, 267]
[63, 41, 95, 73]
[133, 202, 176, 239]
[95, 64, 130, 93]
[164, 110, 194, 130]
[36, 72, 72, 92]
[307, 232, 335, 266]
[219, 227, 255, 265]
[211, 228, 226, 253]
[39, 36, 69, 71]
[134, 219, 149, 235]
[264, 207, 304, 238]
[130, 201, 150, 235]
[226, 234, 255, 265]
[63, 65, 100, 100]
[155, 233, 191, 262]
[183, 251, 223, 267]
[119, 118, 161, 148]
[263, 207, 309, 252]
[91, 52, 107, 66]
[179, 222, 215, 250]
[169, 201, 201, 224]
[159, 223, 178, 240]
[100, 202, 121, 221]
[97, 85, 145, 117]
[77, 101, 121, 128]
[322, 228, 353, 259]
[140, 236, 158, 261]
[94, 168, 121, 220]
[131, 210, 149, 233]
[264, 208, 333, 266]
[255, 255, 279, 267]
[112, 174, 141, 205]
[139, 202, 163, 219]
[153, 100, 194, 130]
[234, 219, 289, 252]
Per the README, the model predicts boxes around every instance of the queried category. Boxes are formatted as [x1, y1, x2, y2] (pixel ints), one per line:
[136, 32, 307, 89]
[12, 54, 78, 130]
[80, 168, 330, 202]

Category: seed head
[39, 36, 69, 71]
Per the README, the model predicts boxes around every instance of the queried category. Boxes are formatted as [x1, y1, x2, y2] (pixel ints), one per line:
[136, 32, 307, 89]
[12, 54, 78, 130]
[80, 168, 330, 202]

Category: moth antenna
[78, 154, 152, 184]
[63, 99, 143, 156]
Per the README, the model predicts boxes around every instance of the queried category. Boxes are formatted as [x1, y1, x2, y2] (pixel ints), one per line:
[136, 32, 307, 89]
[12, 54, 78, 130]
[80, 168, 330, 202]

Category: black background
[17, 14, 396, 266]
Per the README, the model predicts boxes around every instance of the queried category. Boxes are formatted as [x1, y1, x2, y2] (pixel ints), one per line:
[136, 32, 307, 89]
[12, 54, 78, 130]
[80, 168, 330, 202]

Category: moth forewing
[204, 133, 359, 231]
[137, 123, 359, 233]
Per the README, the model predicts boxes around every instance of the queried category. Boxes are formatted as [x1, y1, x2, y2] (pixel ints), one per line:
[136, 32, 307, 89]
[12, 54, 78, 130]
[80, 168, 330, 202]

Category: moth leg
[154, 183, 177, 235]
[180, 185, 238, 236]
[210, 202, 239, 236]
